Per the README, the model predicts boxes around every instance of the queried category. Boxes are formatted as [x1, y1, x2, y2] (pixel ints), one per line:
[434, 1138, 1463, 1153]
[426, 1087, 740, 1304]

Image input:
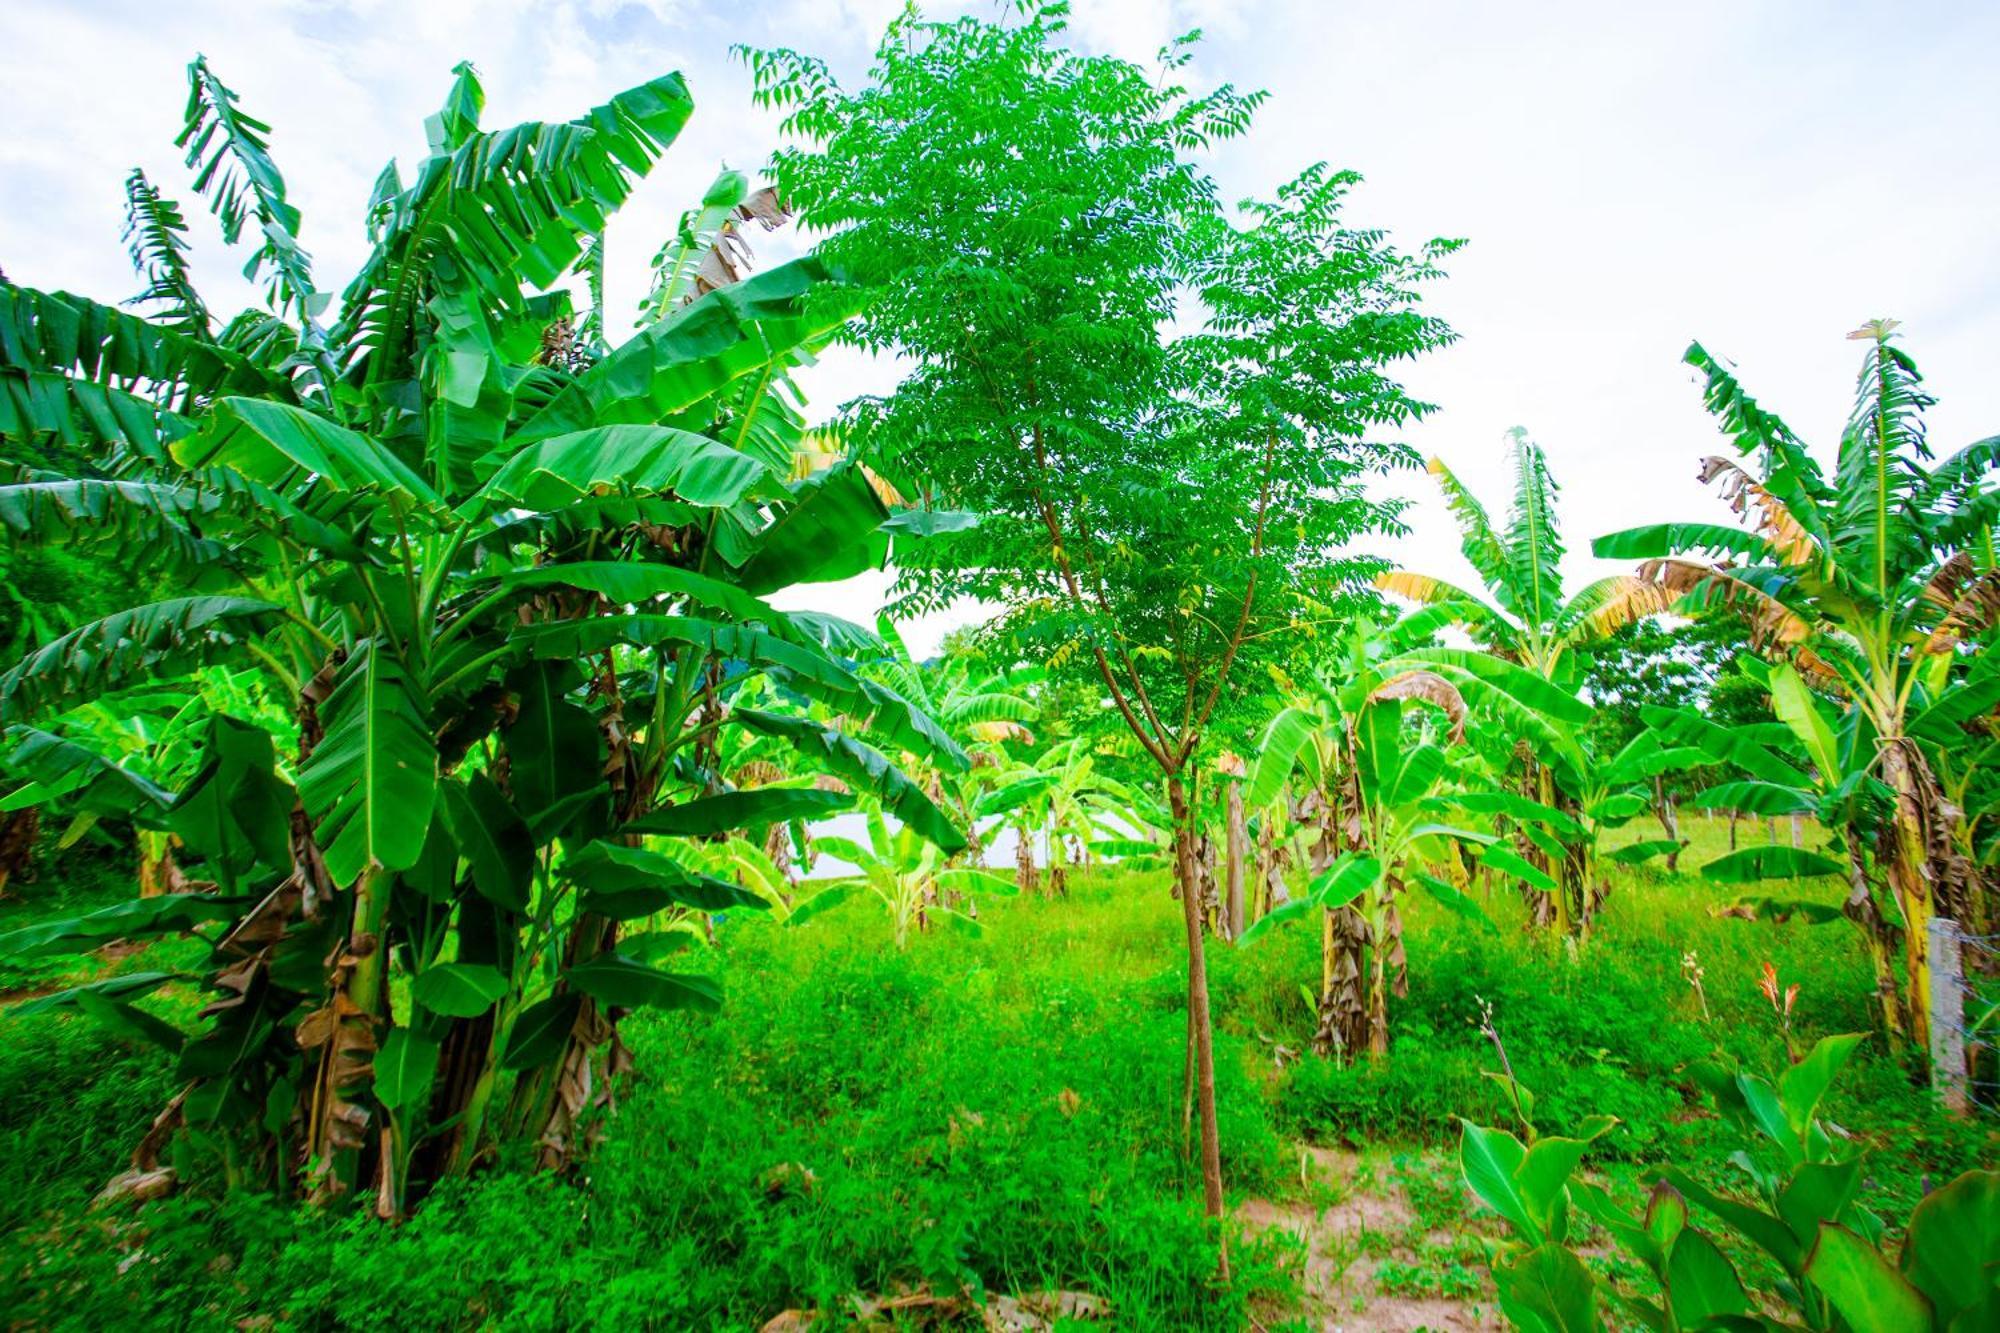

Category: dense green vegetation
[3, 831, 1985, 1329]
[1, 3, 1995, 1329]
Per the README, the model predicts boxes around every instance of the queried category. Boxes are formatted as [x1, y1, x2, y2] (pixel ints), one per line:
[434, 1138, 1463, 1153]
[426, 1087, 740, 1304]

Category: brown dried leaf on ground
[94, 1087, 188, 1207]
[759, 1312, 818, 1333]
[760, 1161, 819, 1198]
[983, 1290, 1113, 1331]
[758, 1286, 1110, 1332]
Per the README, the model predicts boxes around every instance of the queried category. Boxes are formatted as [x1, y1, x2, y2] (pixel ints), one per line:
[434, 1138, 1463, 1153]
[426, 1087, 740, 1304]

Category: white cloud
[6, 0, 1996, 658]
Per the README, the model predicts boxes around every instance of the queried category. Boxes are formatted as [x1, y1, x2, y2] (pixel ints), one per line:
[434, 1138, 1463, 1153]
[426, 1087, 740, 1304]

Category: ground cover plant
[2, 4, 1997, 1330]
[2, 836, 1988, 1329]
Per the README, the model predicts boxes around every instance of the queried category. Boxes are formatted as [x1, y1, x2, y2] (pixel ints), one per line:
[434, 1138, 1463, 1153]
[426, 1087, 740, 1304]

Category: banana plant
[813, 808, 1015, 948]
[1245, 608, 1588, 1056]
[1647, 660, 1914, 1040]
[1469, 723, 1710, 939]
[980, 737, 1155, 897]
[1380, 428, 1680, 684]
[0, 58, 965, 1216]
[1595, 320, 2000, 1056]
[5, 682, 200, 896]
[1379, 428, 1682, 929]
[861, 620, 1043, 747]
[859, 616, 1041, 862]
[1243, 620, 1512, 1060]
[670, 827, 858, 930]
[0, 667, 290, 891]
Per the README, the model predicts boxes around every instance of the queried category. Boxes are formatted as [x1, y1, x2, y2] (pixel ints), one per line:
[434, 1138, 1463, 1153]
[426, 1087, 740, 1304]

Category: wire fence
[1931, 918, 1998, 1114]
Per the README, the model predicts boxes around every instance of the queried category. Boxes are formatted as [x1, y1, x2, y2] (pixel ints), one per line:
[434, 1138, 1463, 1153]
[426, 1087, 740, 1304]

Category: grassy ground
[0, 818, 1989, 1329]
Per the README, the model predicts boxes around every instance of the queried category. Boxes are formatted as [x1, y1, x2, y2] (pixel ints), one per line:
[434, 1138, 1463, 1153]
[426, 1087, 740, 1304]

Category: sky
[7, 0, 1999, 657]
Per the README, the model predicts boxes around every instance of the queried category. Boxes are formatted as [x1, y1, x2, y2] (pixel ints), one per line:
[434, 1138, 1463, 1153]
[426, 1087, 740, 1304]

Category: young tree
[743, 4, 1456, 1239]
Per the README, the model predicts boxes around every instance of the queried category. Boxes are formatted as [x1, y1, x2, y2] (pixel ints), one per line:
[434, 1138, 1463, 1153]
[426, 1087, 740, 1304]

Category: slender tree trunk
[1729, 810, 1739, 851]
[1166, 775, 1226, 1267]
[1180, 1002, 1194, 1159]
[1790, 814, 1802, 849]
[1653, 778, 1682, 873]
[1224, 781, 1246, 940]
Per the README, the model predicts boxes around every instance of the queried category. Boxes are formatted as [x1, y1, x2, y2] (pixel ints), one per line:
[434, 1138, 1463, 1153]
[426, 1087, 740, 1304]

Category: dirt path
[1240, 1144, 1504, 1332]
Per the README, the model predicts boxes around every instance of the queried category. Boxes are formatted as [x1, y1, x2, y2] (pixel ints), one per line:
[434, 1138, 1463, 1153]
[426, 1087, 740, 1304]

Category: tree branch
[1178, 427, 1281, 766]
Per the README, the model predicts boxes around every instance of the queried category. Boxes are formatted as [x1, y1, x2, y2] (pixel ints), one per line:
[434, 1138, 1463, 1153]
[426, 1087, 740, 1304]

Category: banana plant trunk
[1366, 894, 1404, 1062]
[763, 820, 794, 887]
[1560, 798, 1597, 936]
[518, 660, 653, 1172]
[1254, 814, 1290, 920]
[1224, 780, 1246, 940]
[304, 861, 391, 1207]
[1879, 735, 1964, 1064]
[1015, 827, 1039, 895]
[1317, 904, 1370, 1060]
[518, 914, 621, 1173]
[1305, 783, 1368, 1062]
[0, 805, 38, 896]
[1516, 758, 1557, 929]
[1844, 838, 1907, 1043]
[137, 831, 188, 898]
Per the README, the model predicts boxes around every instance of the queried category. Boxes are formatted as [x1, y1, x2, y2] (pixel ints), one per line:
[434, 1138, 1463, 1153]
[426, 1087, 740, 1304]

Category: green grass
[1257, 819, 1985, 1204]
[0, 821, 1988, 1329]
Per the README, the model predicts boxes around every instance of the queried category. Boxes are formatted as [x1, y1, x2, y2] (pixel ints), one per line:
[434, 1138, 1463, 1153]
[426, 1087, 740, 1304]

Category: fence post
[1930, 916, 1968, 1115]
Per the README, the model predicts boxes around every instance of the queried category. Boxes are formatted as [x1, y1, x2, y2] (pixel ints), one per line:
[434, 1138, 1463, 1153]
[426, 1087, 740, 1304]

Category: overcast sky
[7, 0, 1998, 655]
